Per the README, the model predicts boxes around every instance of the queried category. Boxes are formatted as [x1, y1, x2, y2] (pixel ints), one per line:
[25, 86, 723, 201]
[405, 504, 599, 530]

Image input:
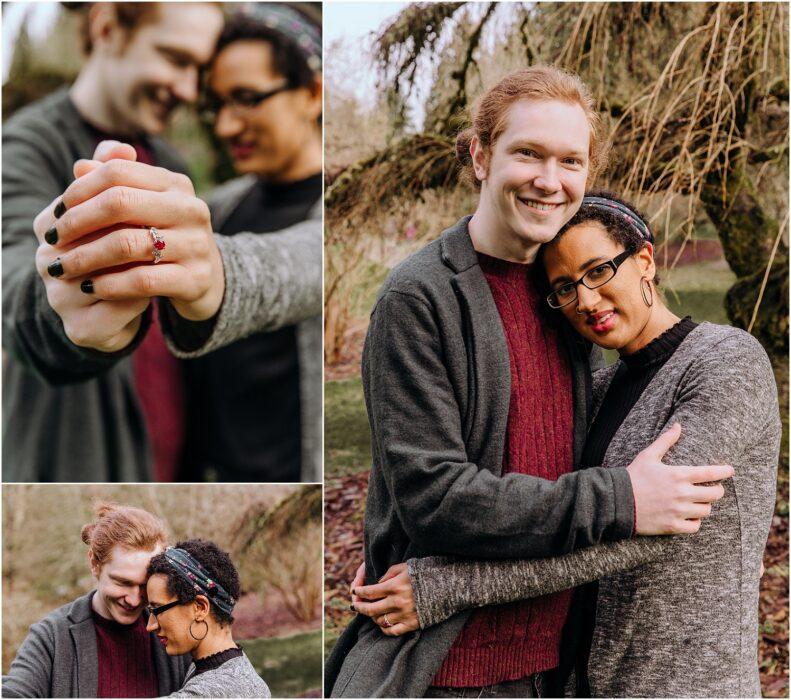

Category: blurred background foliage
[3, 484, 323, 698]
[324, 3, 788, 695]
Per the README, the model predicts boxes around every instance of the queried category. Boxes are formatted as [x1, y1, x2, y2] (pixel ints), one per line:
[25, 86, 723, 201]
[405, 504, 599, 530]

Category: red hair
[81, 502, 168, 569]
[456, 65, 609, 187]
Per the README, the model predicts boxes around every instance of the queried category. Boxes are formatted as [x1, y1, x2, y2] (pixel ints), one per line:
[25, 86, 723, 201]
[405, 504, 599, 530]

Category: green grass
[242, 630, 322, 698]
[324, 378, 372, 477]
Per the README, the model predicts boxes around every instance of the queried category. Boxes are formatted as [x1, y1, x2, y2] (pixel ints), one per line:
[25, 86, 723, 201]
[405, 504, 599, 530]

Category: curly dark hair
[544, 190, 660, 285]
[214, 8, 320, 91]
[147, 539, 240, 626]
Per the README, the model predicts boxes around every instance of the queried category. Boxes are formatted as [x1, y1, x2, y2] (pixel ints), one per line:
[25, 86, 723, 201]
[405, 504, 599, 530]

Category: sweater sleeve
[2, 116, 149, 385]
[1, 619, 55, 698]
[364, 289, 635, 560]
[160, 218, 321, 357]
[407, 329, 780, 628]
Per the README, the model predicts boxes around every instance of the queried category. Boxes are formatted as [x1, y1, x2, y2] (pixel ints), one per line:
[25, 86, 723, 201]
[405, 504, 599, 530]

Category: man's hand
[351, 563, 419, 637]
[33, 142, 148, 352]
[628, 423, 734, 535]
[40, 140, 225, 323]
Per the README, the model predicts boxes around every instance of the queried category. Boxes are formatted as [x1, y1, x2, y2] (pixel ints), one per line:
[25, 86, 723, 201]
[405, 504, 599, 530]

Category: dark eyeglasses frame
[200, 84, 292, 121]
[546, 250, 633, 310]
[146, 600, 182, 618]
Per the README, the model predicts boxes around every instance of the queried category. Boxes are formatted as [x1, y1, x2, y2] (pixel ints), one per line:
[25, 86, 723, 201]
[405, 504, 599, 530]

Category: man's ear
[88, 3, 124, 55]
[88, 550, 100, 578]
[635, 242, 656, 281]
[470, 135, 489, 183]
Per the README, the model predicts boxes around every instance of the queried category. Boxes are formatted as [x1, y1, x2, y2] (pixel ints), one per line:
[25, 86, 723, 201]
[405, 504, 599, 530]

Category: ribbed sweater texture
[92, 610, 158, 698]
[432, 253, 575, 687]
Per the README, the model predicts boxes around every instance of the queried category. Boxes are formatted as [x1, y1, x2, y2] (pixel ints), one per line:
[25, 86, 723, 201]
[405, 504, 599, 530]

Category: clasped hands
[34, 140, 224, 353]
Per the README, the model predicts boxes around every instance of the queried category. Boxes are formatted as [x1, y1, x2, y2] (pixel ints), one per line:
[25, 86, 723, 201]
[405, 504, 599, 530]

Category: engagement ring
[149, 226, 166, 264]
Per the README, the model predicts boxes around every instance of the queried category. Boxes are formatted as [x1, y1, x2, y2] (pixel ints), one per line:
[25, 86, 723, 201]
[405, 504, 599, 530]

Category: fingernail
[54, 200, 67, 219]
[349, 604, 356, 612]
[351, 588, 357, 596]
[47, 258, 64, 278]
[44, 226, 58, 245]
[80, 279, 94, 294]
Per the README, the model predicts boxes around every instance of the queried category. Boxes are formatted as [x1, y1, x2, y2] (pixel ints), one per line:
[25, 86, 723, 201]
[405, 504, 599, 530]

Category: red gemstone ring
[149, 227, 166, 264]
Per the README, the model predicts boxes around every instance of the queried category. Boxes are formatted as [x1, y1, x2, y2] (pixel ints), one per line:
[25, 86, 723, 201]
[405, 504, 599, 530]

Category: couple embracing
[326, 66, 780, 698]
[2, 503, 269, 698]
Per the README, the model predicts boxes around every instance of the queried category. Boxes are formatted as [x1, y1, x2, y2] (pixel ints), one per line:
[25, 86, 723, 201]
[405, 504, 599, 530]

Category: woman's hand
[33, 142, 149, 352]
[41, 140, 225, 323]
[351, 563, 419, 637]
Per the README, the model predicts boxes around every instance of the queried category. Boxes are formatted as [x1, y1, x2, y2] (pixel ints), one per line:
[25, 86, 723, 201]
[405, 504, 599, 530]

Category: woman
[171, 3, 323, 483]
[351, 193, 780, 697]
[145, 539, 271, 698]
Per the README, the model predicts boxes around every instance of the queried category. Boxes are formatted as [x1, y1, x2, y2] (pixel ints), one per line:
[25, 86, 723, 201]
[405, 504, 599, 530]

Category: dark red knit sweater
[432, 253, 575, 688]
[93, 609, 158, 698]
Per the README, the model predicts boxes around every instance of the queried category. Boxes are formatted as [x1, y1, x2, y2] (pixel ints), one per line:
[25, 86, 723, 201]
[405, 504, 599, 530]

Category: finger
[673, 518, 702, 534]
[33, 196, 62, 244]
[61, 161, 193, 214]
[379, 563, 407, 583]
[350, 563, 366, 602]
[686, 464, 735, 484]
[646, 422, 681, 459]
[93, 140, 138, 163]
[689, 483, 725, 503]
[682, 502, 712, 520]
[83, 263, 198, 301]
[45, 227, 183, 280]
[353, 598, 395, 618]
[355, 579, 397, 601]
[50, 188, 195, 247]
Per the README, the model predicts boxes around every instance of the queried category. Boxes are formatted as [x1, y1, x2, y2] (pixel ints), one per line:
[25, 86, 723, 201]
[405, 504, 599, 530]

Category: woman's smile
[586, 309, 618, 334]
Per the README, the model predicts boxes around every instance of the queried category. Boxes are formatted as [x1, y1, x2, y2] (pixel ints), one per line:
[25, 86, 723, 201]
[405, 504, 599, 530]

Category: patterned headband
[580, 196, 653, 244]
[163, 547, 236, 617]
[238, 3, 322, 72]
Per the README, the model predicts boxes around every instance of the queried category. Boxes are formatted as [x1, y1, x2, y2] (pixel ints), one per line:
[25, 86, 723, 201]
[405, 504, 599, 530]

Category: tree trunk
[700, 160, 788, 359]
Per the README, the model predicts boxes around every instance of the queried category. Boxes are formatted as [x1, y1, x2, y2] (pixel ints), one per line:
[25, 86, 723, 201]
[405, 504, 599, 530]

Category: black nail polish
[54, 200, 67, 219]
[44, 226, 58, 245]
[349, 604, 356, 612]
[80, 279, 94, 294]
[47, 258, 64, 278]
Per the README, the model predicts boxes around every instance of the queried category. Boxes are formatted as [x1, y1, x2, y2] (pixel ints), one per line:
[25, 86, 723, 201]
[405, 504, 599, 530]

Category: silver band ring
[149, 227, 166, 264]
[383, 614, 392, 628]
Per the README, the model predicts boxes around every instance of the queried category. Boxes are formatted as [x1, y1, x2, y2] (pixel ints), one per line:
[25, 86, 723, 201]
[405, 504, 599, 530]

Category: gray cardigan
[160, 175, 322, 482]
[1, 591, 189, 698]
[408, 323, 780, 698]
[170, 654, 271, 698]
[326, 217, 636, 697]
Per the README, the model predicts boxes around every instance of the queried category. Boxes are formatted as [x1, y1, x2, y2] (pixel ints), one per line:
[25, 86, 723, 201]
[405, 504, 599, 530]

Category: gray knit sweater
[408, 323, 780, 698]
[169, 654, 270, 698]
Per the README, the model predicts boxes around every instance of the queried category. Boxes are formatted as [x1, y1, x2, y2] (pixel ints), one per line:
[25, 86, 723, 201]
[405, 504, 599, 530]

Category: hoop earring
[640, 277, 654, 307]
[189, 619, 209, 641]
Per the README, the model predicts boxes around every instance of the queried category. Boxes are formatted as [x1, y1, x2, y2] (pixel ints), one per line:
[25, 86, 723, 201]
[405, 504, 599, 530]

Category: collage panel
[323, 2, 789, 698]
[2, 483, 323, 698]
[2, 1, 322, 484]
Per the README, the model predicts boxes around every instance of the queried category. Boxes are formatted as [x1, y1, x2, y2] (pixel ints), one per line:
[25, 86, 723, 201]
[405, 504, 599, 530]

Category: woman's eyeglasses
[200, 85, 292, 121]
[146, 600, 182, 618]
[546, 250, 633, 309]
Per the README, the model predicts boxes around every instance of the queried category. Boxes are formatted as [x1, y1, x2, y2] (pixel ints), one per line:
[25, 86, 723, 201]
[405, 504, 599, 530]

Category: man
[3, 2, 223, 482]
[2, 503, 189, 698]
[326, 67, 734, 697]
